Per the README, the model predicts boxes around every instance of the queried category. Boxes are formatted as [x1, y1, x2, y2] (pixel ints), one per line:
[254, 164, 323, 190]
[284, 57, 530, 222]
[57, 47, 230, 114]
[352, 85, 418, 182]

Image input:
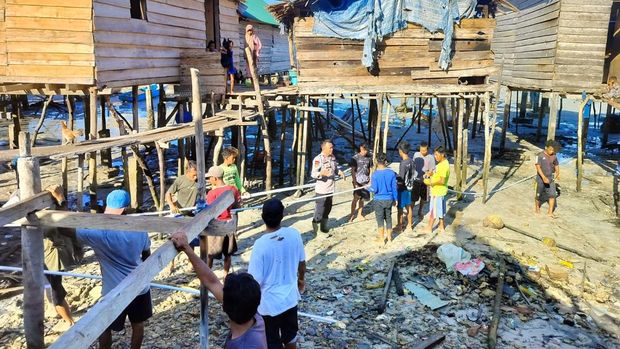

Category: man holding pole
[310, 139, 344, 234]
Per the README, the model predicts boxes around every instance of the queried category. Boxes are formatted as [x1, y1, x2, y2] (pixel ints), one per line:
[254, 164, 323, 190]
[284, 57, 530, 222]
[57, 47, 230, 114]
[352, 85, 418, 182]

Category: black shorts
[46, 274, 67, 306]
[262, 306, 299, 349]
[411, 181, 428, 202]
[109, 291, 153, 332]
[353, 186, 370, 200]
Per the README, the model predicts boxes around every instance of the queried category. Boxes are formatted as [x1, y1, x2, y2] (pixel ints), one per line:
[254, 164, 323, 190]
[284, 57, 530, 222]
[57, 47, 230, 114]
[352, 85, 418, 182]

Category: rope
[0, 265, 339, 324]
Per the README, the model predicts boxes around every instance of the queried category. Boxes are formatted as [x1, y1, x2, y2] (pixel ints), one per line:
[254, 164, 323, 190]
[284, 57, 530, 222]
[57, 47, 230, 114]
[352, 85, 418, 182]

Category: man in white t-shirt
[248, 199, 306, 349]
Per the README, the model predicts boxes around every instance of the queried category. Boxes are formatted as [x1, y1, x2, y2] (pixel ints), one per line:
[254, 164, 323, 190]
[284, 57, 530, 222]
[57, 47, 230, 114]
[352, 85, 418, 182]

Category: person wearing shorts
[248, 199, 306, 349]
[396, 142, 414, 232]
[349, 143, 372, 222]
[535, 140, 560, 218]
[76, 190, 152, 349]
[205, 166, 241, 276]
[368, 153, 398, 244]
[412, 142, 436, 219]
[423, 146, 450, 234]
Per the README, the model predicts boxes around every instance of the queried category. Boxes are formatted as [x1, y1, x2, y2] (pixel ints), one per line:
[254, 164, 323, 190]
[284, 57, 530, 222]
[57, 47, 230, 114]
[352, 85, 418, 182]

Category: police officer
[310, 139, 344, 234]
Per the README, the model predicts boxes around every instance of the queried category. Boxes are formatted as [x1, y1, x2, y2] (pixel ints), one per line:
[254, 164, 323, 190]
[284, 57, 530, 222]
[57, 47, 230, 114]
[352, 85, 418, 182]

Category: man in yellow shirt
[423, 146, 449, 234]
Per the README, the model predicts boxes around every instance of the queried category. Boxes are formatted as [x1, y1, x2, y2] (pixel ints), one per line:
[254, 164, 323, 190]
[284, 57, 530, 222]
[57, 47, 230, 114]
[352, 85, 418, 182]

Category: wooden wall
[293, 17, 496, 93]
[238, 20, 289, 76]
[92, 0, 207, 88]
[492, 0, 611, 93]
[178, 49, 226, 96]
[0, 0, 95, 85]
[554, 0, 611, 92]
[491, 0, 560, 90]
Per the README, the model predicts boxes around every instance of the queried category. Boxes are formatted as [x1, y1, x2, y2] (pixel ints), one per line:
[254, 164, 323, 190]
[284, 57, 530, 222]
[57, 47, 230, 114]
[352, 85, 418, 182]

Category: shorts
[206, 218, 238, 259]
[411, 181, 428, 203]
[535, 177, 557, 201]
[374, 200, 394, 229]
[353, 186, 370, 201]
[110, 291, 153, 332]
[397, 190, 412, 209]
[263, 306, 299, 349]
[429, 196, 446, 219]
[46, 274, 67, 306]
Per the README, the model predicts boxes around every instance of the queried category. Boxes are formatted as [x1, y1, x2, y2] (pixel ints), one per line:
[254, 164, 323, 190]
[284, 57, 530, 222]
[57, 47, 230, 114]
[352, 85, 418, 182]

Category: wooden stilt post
[519, 91, 527, 119]
[146, 86, 155, 130]
[31, 96, 52, 146]
[373, 95, 384, 165]
[128, 155, 143, 209]
[438, 98, 448, 148]
[536, 97, 548, 142]
[368, 98, 377, 142]
[483, 91, 497, 204]
[84, 95, 90, 140]
[291, 108, 299, 184]
[17, 132, 45, 349]
[178, 103, 186, 176]
[299, 101, 310, 185]
[295, 108, 303, 186]
[9, 99, 21, 148]
[213, 129, 224, 166]
[158, 84, 166, 128]
[455, 99, 464, 200]
[279, 105, 287, 186]
[547, 93, 558, 141]
[77, 155, 84, 211]
[417, 98, 422, 133]
[464, 99, 471, 129]
[557, 97, 563, 128]
[471, 96, 480, 139]
[382, 96, 390, 155]
[239, 126, 246, 185]
[428, 98, 433, 147]
[99, 96, 113, 169]
[577, 97, 589, 192]
[67, 96, 75, 130]
[461, 130, 468, 194]
[499, 87, 511, 154]
[132, 86, 139, 132]
[155, 141, 166, 215]
[88, 88, 98, 213]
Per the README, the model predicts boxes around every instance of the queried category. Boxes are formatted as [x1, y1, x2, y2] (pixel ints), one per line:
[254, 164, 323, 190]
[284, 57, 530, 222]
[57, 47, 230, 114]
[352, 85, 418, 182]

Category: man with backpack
[396, 142, 415, 233]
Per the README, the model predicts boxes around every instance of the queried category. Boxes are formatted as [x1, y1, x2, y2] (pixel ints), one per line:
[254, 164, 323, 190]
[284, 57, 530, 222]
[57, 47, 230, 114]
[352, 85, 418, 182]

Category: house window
[130, 0, 147, 20]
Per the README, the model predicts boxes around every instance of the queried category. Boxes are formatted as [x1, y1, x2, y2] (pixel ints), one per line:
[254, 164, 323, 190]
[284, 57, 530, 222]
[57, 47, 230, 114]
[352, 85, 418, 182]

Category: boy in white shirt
[248, 199, 306, 349]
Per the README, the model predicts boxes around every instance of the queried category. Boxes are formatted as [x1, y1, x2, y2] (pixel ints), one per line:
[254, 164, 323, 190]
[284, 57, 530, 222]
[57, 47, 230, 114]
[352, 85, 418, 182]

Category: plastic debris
[436, 243, 472, 272]
[404, 281, 450, 310]
[455, 258, 486, 276]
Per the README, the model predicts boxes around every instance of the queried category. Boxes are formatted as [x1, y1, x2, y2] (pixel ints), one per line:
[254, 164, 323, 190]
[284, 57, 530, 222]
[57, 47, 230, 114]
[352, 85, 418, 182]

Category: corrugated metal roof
[239, 0, 280, 26]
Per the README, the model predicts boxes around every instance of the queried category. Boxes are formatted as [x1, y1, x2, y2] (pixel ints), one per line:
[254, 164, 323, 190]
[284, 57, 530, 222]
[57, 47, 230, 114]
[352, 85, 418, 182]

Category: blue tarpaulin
[310, 0, 477, 70]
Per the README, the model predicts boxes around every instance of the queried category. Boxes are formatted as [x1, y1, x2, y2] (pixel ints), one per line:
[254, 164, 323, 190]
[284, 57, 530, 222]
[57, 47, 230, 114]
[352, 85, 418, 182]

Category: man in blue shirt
[77, 190, 151, 349]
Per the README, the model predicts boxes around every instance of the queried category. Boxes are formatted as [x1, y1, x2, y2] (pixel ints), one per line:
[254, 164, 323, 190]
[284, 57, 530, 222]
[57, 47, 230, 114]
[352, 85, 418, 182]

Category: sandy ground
[0, 96, 619, 348]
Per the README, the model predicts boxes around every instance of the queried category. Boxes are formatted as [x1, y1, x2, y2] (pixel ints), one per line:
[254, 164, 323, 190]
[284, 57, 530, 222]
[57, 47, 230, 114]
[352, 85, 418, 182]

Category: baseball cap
[205, 166, 224, 179]
[105, 189, 130, 214]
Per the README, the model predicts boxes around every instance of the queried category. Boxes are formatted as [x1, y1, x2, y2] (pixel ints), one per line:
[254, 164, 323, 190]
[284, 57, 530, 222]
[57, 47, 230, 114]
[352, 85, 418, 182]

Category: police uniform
[310, 153, 340, 233]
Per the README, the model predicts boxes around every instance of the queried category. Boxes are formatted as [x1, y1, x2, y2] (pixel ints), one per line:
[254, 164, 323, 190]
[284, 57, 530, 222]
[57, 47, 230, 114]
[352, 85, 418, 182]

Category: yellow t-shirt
[430, 159, 450, 197]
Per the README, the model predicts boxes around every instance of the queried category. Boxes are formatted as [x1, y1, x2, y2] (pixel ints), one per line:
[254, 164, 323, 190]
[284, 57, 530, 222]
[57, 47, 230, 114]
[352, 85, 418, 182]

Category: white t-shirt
[248, 227, 306, 316]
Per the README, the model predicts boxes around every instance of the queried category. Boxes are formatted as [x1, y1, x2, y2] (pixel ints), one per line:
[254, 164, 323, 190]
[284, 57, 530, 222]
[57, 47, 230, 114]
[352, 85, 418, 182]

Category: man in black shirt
[349, 144, 372, 222]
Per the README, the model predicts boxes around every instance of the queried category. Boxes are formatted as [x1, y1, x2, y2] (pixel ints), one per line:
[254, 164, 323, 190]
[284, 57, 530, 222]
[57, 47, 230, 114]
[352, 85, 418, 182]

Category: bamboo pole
[576, 97, 589, 192]
[88, 88, 98, 213]
[18, 131, 45, 348]
[499, 88, 511, 154]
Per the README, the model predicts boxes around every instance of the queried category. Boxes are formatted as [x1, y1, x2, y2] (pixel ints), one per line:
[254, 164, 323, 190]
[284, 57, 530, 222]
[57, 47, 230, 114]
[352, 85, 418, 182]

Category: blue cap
[106, 189, 130, 209]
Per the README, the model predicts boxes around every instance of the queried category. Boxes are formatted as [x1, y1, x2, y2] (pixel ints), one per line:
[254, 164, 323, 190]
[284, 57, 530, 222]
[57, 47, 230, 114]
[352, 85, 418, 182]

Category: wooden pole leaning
[190, 67, 209, 349]
[18, 131, 45, 348]
[49, 192, 235, 349]
[482, 92, 496, 204]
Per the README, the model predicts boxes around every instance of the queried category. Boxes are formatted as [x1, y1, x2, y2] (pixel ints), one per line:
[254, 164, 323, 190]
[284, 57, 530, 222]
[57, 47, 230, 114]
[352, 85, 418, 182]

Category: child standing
[423, 146, 450, 234]
[220, 146, 249, 197]
[396, 142, 414, 232]
[349, 143, 372, 222]
[368, 153, 398, 244]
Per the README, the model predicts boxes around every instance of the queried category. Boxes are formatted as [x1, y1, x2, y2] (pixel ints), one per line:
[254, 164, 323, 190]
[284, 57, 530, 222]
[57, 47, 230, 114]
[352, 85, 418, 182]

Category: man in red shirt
[205, 166, 241, 276]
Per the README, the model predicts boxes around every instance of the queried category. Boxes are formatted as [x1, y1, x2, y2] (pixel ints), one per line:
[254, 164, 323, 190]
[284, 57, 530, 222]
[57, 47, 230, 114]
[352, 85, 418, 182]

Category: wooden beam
[0, 191, 54, 227]
[88, 88, 98, 213]
[132, 86, 140, 132]
[48, 191, 234, 349]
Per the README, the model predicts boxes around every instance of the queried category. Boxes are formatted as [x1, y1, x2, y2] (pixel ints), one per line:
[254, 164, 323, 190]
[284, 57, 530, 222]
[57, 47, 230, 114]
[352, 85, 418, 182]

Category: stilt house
[268, 0, 499, 95]
[491, 0, 613, 94]
[0, 0, 241, 94]
[237, 0, 289, 77]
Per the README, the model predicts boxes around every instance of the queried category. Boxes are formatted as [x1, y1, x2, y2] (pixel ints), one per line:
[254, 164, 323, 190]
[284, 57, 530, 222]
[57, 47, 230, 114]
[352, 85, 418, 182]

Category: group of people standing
[307, 138, 451, 245]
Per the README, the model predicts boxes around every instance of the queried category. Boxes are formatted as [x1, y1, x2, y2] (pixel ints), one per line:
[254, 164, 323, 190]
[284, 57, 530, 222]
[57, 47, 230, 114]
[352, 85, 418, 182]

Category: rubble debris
[404, 282, 450, 310]
[436, 243, 471, 271]
[411, 333, 446, 349]
[488, 258, 506, 349]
